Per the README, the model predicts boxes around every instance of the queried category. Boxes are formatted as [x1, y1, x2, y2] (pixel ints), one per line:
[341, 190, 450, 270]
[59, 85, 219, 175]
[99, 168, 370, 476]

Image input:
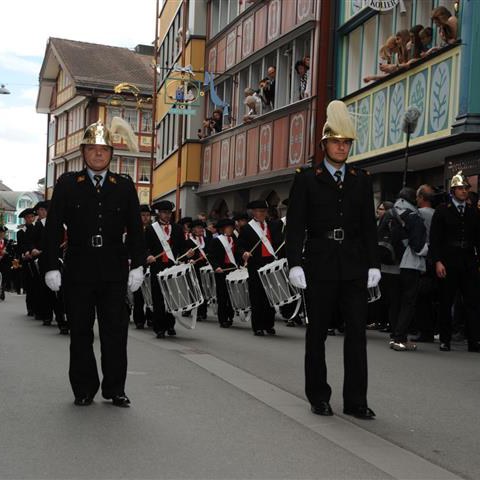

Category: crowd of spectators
[364, 6, 459, 84]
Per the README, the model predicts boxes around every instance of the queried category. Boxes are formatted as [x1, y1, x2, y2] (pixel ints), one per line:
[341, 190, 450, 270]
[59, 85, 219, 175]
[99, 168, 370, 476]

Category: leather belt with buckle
[91, 235, 103, 248]
[325, 228, 345, 242]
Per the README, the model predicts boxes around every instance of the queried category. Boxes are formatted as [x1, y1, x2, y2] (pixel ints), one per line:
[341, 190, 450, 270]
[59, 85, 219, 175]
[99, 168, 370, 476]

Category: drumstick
[176, 245, 200, 263]
[244, 239, 262, 266]
[274, 241, 285, 256]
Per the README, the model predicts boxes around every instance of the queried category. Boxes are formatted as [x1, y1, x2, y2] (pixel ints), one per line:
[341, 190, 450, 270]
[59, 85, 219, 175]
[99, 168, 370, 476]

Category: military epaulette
[119, 173, 133, 182]
[295, 165, 311, 174]
[76, 174, 86, 183]
[108, 175, 117, 184]
[350, 167, 371, 176]
[56, 172, 76, 184]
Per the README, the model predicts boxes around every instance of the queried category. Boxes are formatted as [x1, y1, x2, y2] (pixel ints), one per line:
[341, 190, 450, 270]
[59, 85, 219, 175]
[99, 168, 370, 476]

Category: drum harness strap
[248, 219, 277, 259]
[152, 222, 175, 263]
[219, 235, 237, 267]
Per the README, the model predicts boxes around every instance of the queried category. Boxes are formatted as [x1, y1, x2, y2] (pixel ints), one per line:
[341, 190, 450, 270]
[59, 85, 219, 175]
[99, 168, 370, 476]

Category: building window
[110, 157, 120, 174]
[123, 108, 138, 132]
[141, 111, 153, 133]
[48, 119, 56, 146]
[57, 114, 67, 139]
[158, 5, 184, 84]
[138, 159, 151, 183]
[68, 105, 85, 134]
[57, 69, 71, 91]
[106, 107, 122, 126]
[121, 157, 136, 181]
[18, 198, 33, 209]
[210, 0, 239, 37]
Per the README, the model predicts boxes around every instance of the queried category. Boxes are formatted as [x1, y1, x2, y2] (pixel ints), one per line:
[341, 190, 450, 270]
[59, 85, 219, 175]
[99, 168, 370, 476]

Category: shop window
[121, 158, 136, 181]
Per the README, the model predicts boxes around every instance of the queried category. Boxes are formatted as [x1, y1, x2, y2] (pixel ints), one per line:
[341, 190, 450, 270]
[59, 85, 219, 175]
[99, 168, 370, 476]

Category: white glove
[45, 270, 62, 292]
[289, 266, 307, 290]
[367, 268, 381, 288]
[128, 266, 144, 293]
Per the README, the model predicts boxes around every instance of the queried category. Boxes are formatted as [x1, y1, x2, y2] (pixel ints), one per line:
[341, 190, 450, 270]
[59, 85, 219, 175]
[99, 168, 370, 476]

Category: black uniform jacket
[430, 201, 480, 269]
[17, 224, 35, 255]
[209, 235, 241, 270]
[144, 222, 185, 274]
[184, 236, 211, 268]
[237, 220, 284, 269]
[286, 164, 379, 281]
[45, 170, 146, 283]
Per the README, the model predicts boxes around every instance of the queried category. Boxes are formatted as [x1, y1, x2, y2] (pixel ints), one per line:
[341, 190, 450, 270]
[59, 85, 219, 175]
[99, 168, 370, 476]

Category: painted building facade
[36, 38, 155, 204]
[195, 0, 332, 218]
[336, 0, 480, 202]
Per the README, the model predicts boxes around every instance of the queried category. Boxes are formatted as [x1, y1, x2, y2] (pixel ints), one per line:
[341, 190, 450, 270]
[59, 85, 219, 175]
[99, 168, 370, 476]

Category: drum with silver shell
[140, 267, 153, 309]
[199, 265, 216, 304]
[157, 263, 204, 329]
[257, 258, 302, 318]
[225, 268, 250, 322]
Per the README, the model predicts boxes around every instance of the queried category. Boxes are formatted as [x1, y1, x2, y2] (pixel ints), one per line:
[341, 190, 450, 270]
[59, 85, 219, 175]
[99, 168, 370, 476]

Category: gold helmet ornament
[321, 100, 357, 142]
[80, 117, 139, 152]
[450, 170, 470, 189]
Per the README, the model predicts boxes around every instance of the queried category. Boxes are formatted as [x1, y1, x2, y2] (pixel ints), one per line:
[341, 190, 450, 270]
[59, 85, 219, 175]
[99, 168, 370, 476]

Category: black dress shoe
[43, 320, 52, 326]
[111, 395, 131, 408]
[74, 396, 93, 406]
[220, 321, 231, 328]
[343, 406, 376, 419]
[254, 330, 265, 336]
[311, 402, 333, 416]
[167, 328, 176, 336]
[135, 324, 145, 330]
[327, 328, 336, 336]
[439, 343, 451, 351]
[156, 331, 166, 339]
[468, 341, 480, 352]
[59, 327, 70, 335]
[266, 328, 276, 335]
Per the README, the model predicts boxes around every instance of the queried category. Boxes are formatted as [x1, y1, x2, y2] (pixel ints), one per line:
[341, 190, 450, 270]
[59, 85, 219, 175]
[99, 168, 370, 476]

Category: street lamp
[0, 84, 10, 94]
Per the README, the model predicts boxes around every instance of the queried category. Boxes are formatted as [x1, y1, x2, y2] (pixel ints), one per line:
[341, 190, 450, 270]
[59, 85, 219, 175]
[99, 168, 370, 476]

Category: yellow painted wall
[158, 0, 182, 45]
[152, 142, 202, 198]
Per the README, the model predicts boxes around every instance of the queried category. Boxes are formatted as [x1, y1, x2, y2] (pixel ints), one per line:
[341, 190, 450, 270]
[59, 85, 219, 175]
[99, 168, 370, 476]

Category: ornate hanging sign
[365, 0, 401, 11]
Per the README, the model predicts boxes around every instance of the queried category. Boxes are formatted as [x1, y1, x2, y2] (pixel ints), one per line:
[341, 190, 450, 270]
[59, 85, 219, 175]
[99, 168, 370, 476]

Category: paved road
[0, 292, 477, 479]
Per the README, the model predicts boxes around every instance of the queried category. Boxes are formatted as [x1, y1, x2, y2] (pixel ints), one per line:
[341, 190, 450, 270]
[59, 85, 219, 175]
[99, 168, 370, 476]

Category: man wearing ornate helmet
[44, 118, 147, 408]
[430, 171, 480, 353]
[286, 100, 380, 419]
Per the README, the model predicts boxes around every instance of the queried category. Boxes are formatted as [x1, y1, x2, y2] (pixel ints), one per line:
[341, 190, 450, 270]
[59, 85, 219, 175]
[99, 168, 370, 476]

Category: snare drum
[225, 268, 250, 322]
[257, 258, 302, 317]
[157, 263, 204, 329]
[199, 265, 216, 304]
[141, 268, 153, 309]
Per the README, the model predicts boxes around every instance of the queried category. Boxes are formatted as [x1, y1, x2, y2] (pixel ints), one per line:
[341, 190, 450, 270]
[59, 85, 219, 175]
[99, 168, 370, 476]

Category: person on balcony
[363, 36, 398, 83]
[379, 29, 410, 75]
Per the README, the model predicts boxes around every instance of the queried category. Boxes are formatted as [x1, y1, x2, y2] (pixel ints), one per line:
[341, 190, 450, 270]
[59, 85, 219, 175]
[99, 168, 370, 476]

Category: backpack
[377, 210, 407, 265]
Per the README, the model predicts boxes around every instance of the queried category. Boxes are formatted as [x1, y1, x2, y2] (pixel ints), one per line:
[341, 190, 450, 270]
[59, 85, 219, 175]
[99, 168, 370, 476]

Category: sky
[0, 0, 156, 192]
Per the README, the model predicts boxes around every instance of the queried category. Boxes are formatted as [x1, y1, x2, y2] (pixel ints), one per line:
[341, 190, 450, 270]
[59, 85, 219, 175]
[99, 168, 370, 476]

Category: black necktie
[93, 175, 102, 191]
[458, 205, 464, 216]
[334, 170, 343, 188]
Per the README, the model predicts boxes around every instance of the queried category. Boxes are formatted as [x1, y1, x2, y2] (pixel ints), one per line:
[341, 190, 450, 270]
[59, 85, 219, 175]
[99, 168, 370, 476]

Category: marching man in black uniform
[185, 219, 210, 320]
[44, 118, 146, 408]
[286, 100, 380, 419]
[209, 219, 240, 328]
[145, 201, 185, 338]
[238, 200, 284, 336]
[17, 208, 38, 317]
[430, 171, 480, 352]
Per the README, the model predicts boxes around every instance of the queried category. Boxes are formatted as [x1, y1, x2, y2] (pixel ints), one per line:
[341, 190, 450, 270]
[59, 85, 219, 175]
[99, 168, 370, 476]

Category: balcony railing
[342, 44, 461, 162]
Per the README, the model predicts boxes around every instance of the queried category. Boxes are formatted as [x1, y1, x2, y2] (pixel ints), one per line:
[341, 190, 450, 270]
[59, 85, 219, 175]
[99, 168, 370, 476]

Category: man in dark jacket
[145, 200, 185, 338]
[44, 119, 146, 408]
[430, 171, 480, 352]
[238, 200, 284, 336]
[286, 100, 380, 419]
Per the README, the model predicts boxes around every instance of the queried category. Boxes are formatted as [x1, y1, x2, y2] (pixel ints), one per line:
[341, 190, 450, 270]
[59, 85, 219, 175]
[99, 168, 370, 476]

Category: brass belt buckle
[333, 228, 344, 241]
[91, 235, 103, 248]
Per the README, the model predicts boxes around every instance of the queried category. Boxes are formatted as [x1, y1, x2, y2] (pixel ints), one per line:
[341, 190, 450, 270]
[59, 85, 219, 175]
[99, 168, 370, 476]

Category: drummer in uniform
[233, 213, 249, 237]
[286, 100, 380, 419]
[179, 217, 193, 241]
[145, 200, 185, 338]
[238, 200, 284, 336]
[17, 207, 38, 317]
[44, 118, 146, 407]
[132, 204, 154, 329]
[209, 219, 240, 328]
[185, 219, 210, 320]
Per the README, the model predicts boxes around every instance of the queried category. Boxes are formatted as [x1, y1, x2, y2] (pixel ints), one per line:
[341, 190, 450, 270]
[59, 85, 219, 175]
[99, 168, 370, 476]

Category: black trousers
[305, 277, 368, 408]
[247, 259, 275, 332]
[151, 270, 175, 333]
[438, 264, 480, 344]
[133, 289, 152, 326]
[215, 272, 234, 324]
[392, 269, 421, 342]
[414, 270, 437, 338]
[22, 262, 36, 314]
[64, 280, 129, 399]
